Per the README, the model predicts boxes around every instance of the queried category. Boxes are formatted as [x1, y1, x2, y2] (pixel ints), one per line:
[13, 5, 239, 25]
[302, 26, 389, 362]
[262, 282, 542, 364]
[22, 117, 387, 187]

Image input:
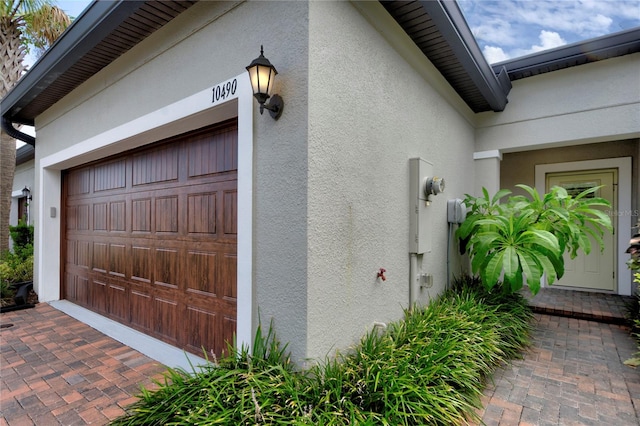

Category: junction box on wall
[409, 158, 444, 254]
[447, 198, 466, 224]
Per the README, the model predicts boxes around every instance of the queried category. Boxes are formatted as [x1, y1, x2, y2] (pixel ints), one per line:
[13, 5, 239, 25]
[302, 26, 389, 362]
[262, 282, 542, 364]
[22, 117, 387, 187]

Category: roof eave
[492, 28, 640, 81]
[16, 144, 35, 165]
[1, 0, 146, 126]
[2, 0, 512, 130]
[420, 0, 510, 111]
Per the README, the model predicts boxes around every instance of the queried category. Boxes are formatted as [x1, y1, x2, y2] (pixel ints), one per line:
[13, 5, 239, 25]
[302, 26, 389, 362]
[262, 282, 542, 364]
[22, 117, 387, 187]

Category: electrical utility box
[409, 158, 433, 254]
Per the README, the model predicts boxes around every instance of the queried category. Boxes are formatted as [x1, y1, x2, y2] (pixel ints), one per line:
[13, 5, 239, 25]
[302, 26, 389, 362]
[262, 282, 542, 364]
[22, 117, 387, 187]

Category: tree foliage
[1, 0, 70, 253]
[456, 184, 612, 295]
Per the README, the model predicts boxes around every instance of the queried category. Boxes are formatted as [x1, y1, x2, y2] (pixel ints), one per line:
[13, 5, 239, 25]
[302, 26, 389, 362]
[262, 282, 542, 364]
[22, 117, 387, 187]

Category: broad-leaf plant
[456, 184, 612, 295]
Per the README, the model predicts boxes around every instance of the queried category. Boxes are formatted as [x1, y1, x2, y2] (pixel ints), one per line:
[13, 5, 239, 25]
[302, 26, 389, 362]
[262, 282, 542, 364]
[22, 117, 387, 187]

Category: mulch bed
[0, 289, 38, 313]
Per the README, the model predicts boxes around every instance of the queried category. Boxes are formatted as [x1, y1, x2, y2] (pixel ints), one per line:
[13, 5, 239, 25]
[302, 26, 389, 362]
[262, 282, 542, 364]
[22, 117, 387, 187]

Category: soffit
[381, 0, 509, 113]
[2, 1, 197, 126]
[16, 144, 35, 165]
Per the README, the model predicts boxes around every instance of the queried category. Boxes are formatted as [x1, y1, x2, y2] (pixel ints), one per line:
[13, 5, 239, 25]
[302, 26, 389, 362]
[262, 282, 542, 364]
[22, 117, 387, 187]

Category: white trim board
[535, 157, 633, 295]
[473, 150, 502, 160]
[37, 72, 254, 352]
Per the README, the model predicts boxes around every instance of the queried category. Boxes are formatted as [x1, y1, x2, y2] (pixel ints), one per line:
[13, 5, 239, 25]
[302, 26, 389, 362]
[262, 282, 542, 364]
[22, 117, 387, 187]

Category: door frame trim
[535, 157, 633, 295]
[37, 73, 254, 351]
[545, 168, 617, 292]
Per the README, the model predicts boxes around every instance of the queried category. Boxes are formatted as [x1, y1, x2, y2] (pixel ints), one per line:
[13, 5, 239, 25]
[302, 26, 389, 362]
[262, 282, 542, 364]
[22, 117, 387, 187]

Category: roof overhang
[493, 28, 640, 81]
[4, 0, 636, 143]
[381, 0, 511, 113]
[1, 0, 510, 142]
[16, 144, 35, 166]
[1, 0, 196, 144]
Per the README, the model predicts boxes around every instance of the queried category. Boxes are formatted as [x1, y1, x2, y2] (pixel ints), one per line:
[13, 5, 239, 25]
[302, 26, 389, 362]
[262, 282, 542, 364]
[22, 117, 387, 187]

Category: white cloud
[515, 3, 616, 37]
[593, 14, 614, 29]
[459, 0, 640, 62]
[483, 30, 568, 63]
[470, 20, 517, 46]
[529, 30, 567, 53]
[483, 46, 511, 64]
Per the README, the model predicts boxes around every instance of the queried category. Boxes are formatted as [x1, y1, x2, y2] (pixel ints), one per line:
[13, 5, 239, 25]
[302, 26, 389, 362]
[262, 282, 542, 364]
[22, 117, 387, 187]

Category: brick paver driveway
[2, 302, 640, 425]
[1, 303, 166, 425]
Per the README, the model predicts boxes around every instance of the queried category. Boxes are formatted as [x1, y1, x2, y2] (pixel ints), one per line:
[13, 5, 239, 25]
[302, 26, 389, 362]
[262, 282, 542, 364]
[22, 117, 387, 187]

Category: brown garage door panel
[63, 120, 238, 356]
[130, 288, 152, 331]
[186, 308, 236, 357]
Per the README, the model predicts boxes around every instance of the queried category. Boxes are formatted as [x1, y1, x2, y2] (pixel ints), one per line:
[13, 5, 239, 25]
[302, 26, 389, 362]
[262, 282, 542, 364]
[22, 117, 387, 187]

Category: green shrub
[0, 280, 15, 299]
[0, 223, 35, 288]
[112, 276, 532, 425]
[457, 185, 612, 295]
[450, 274, 533, 360]
[624, 273, 640, 367]
[321, 299, 498, 424]
[0, 252, 33, 284]
[0, 252, 33, 285]
[9, 221, 34, 254]
[111, 321, 317, 425]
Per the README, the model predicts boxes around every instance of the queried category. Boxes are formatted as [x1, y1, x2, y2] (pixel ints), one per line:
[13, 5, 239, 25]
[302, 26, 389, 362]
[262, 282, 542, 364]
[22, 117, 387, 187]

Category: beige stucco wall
[31, 0, 477, 364]
[475, 53, 640, 153]
[26, 0, 640, 363]
[501, 139, 639, 204]
[305, 1, 475, 361]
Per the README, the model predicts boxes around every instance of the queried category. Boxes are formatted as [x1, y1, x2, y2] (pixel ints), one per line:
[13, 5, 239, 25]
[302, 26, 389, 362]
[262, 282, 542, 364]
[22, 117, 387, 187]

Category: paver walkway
[475, 288, 640, 426]
[1, 289, 639, 425]
[523, 287, 633, 324]
[1, 303, 166, 425]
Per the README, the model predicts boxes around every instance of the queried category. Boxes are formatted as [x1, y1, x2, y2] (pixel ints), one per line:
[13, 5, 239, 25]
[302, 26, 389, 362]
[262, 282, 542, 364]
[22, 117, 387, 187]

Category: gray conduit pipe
[409, 253, 419, 308]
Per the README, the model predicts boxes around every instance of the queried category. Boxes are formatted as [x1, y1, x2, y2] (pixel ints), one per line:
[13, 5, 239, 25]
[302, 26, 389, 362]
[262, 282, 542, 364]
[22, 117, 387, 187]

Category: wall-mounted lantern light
[21, 186, 31, 201]
[246, 46, 284, 120]
[22, 186, 32, 224]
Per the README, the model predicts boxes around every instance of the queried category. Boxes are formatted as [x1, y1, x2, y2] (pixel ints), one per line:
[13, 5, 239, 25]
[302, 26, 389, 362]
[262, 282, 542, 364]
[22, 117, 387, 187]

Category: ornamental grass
[112, 275, 532, 425]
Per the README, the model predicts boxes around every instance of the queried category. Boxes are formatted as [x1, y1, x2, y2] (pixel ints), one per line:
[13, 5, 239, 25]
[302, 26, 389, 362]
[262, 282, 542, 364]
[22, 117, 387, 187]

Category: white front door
[546, 169, 617, 291]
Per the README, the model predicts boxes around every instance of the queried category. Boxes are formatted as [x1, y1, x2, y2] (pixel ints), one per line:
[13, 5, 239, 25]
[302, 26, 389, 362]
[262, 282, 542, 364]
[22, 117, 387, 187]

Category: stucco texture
[306, 1, 474, 361]
[474, 53, 640, 152]
[31, 0, 479, 364]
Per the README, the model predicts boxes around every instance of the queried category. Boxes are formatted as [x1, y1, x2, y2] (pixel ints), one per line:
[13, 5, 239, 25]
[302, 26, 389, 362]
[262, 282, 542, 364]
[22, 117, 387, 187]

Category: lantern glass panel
[248, 64, 276, 96]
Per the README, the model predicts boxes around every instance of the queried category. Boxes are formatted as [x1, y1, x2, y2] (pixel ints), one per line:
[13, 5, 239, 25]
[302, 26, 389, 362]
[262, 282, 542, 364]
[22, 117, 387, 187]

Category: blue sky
[56, 0, 90, 19]
[459, 0, 640, 63]
[30, 1, 640, 66]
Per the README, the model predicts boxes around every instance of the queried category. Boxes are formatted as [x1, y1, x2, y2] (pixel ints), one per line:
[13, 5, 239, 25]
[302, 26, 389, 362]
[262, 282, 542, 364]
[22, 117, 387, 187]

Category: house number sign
[212, 78, 238, 104]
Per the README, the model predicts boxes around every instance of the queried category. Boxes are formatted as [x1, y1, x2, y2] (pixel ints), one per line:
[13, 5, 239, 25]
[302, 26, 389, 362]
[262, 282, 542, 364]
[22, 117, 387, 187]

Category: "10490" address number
[212, 78, 238, 103]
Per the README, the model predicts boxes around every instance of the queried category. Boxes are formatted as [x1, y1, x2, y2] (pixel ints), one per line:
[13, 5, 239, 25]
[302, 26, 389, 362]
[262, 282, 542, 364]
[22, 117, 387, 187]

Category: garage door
[63, 119, 238, 356]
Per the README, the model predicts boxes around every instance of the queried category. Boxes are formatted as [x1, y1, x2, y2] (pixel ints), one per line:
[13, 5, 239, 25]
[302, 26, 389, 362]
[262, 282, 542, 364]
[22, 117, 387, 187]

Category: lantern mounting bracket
[260, 94, 283, 119]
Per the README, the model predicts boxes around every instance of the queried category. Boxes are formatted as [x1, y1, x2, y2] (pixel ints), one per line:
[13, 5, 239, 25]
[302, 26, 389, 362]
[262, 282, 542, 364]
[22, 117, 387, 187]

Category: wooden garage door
[63, 119, 237, 357]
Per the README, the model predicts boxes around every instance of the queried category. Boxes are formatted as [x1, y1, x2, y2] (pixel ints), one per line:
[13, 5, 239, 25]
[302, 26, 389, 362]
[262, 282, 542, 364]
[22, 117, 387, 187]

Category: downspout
[409, 253, 419, 307]
[2, 116, 35, 146]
